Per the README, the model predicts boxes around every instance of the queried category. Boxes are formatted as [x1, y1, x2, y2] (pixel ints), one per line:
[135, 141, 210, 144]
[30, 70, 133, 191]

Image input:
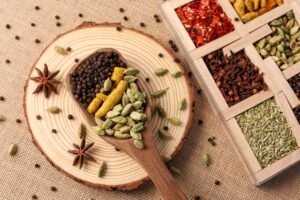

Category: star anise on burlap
[30, 64, 61, 98]
[68, 138, 96, 169]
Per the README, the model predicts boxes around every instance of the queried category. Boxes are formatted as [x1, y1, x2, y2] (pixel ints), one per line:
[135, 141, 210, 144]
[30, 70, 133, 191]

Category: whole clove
[204, 50, 268, 106]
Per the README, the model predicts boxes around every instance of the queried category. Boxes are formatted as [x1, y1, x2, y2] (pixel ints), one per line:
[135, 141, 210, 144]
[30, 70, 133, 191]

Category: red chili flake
[176, 0, 235, 48]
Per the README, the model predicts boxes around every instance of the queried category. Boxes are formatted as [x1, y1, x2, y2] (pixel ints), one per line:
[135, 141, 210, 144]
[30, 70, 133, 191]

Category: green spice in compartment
[236, 98, 297, 168]
[255, 11, 300, 70]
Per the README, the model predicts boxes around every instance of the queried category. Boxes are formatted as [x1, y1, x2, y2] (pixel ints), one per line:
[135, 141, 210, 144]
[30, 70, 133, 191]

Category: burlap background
[1, 0, 300, 199]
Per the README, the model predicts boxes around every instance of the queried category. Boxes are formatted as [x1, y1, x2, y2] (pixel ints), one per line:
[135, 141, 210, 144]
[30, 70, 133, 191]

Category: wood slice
[24, 22, 194, 190]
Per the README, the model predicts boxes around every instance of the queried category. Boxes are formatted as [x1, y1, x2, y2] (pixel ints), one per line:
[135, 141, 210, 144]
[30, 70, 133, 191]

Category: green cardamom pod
[0, 114, 6, 122]
[95, 117, 104, 127]
[171, 71, 182, 78]
[151, 88, 169, 98]
[122, 94, 130, 106]
[202, 153, 210, 167]
[269, 35, 284, 45]
[257, 38, 266, 49]
[113, 123, 123, 131]
[154, 68, 168, 76]
[8, 143, 18, 156]
[130, 83, 139, 93]
[78, 123, 86, 139]
[133, 139, 145, 149]
[105, 129, 115, 136]
[270, 19, 282, 26]
[47, 106, 61, 114]
[290, 26, 300, 35]
[106, 110, 120, 118]
[179, 98, 187, 110]
[169, 165, 181, 176]
[114, 131, 130, 139]
[121, 104, 134, 116]
[113, 104, 123, 112]
[103, 119, 114, 129]
[127, 89, 136, 103]
[54, 45, 68, 55]
[134, 91, 146, 102]
[126, 117, 136, 127]
[93, 126, 105, 136]
[130, 131, 143, 140]
[155, 104, 166, 118]
[131, 122, 144, 132]
[130, 112, 147, 121]
[167, 116, 182, 126]
[123, 67, 140, 76]
[111, 116, 127, 124]
[286, 19, 295, 29]
[98, 161, 107, 177]
[119, 125, 131, 133]
[158, 129, 171, 139]
[133, 101, 143, 110]
[124, 75, 138, 83]
[103, 78, 112, 92]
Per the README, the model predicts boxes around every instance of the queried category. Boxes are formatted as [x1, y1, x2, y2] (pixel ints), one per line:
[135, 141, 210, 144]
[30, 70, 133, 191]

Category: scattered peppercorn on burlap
[2, 0, 300, 200]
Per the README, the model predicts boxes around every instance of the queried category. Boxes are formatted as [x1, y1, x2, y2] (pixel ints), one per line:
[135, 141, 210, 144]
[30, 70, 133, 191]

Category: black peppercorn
[214, 180, 221, 185]
[52, 129, 57, 133]
[5, 59, 10, 64]
[198, 119, 203, 125]
[32, 194, 38, 199]
[115, 147, 120, 151]
[156, 18, 161, 23]
[194, 196, 201, 200]
[36, 115, 42, 120]
[123, 16, 129, 21]
[35, 39, 41, 44]
[55, 15, 60, 20]
[56, 22, 61, 27]
[145, 77, 150, 82]
[197, 89, 202, 95]
[0, 96, 5, 101]
[163, 126, 169, 131]
[116, 26, 122, 31]
[168, 40, 173, 44]
[174, 58, 180, 63]
[188, 71, 193, 77]
[5, 24, 11, 29]
[31, 23, 36, 27]
[140, 22, 146, 27]
[68, 114, 74, 120]
[78, 13, 84, 18]
[50, 186, 57, 192]
[154, 14, 159, 18]
[34, 6, 40, 10]
[211, 141, 216, 146]
[34, 163, 40, 168]
[15, 35, 20, 40]
[16, 119, 22, 123]
[66, 47, 72, 52]
[234, 17, 240, 22]
[74, 58, 79, 63]
[158, 53, 163, 58]
[119, 8, 124, 12]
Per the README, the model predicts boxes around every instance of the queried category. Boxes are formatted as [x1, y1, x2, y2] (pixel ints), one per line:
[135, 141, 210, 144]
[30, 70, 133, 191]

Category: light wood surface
[283, 61, 300, 80]
[24, 23, 194, 190]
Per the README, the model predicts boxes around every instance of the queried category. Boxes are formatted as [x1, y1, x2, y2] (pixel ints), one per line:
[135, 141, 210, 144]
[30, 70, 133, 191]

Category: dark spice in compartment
[288, 73, 300, 99]
[176, 0, 235, 48]
[70, 51, 126, 108]
[204, 50, 268, 106]
[236, 98, 297, 168]
[293, 105, 300, 124]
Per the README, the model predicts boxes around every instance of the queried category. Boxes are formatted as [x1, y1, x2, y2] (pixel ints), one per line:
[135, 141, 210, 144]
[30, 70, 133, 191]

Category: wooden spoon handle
[125, 142, 187, 200]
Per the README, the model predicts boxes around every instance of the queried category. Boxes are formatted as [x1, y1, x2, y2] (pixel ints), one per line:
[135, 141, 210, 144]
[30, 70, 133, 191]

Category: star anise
[68, 138, 96, 169]
[30, 64, 61, 98]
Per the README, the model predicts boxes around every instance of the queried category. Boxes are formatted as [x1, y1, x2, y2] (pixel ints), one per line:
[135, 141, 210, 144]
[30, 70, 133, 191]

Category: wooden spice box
[161, 0, 300, 185]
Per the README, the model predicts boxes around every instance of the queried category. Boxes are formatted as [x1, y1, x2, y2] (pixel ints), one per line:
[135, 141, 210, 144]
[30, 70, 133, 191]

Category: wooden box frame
[161, 0, 300, 185]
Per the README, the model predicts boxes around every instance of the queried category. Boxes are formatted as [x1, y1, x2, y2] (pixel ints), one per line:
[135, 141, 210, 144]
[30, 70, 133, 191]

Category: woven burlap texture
[1, 0, 300, 199]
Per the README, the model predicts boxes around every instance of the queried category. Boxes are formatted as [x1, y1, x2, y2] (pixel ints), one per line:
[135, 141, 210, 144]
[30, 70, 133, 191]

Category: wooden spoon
[101, 105, 187, 200]
[67, 49, 187, 200]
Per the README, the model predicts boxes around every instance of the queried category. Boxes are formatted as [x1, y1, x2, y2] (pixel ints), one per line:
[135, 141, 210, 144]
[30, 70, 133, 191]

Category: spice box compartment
[160, 0, 247, 59]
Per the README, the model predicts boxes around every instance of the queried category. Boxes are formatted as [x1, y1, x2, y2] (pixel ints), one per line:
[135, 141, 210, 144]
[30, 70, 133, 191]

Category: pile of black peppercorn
[70, 51, 126, 108]
[288, 73, 300, 99]
[293, 105, 300, 124]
